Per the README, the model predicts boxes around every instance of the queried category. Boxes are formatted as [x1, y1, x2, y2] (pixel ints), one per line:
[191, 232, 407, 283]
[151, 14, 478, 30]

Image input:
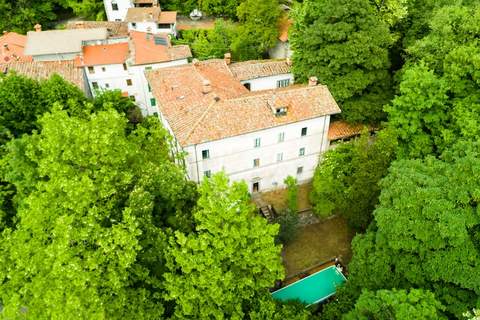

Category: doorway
[252, 182, 260, 193]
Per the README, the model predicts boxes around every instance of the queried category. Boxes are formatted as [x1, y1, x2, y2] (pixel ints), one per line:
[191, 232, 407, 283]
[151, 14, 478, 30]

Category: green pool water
[271, 265, 346, 306]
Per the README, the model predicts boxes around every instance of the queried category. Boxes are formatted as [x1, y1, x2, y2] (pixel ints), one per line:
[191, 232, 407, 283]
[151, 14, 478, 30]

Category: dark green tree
[58, 0, 105, 20]
[290, 0, 393, 123]
[199, 0, 244, 19]
[345, 289, 446, 320]
[0, 0, 57, 33]
[310, 130, 397, 231]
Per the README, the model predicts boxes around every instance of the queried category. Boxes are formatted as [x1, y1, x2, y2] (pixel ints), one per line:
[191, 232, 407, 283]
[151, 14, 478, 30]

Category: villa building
[146, 55, 341, 193]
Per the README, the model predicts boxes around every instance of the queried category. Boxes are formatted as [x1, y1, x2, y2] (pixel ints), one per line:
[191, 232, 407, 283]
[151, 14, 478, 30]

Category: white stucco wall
[85, 58, 188, 115]
[183, 115, 331, 193]
[268, 41, 293, 60]
[104, 0, 132, 21]
[240, 73, 294, 92]
[128, 22, 177, 36]
[32, 52, 79, 62]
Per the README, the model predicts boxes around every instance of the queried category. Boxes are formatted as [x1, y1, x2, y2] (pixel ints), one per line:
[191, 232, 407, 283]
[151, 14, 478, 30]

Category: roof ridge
[183, 98, 218, 143]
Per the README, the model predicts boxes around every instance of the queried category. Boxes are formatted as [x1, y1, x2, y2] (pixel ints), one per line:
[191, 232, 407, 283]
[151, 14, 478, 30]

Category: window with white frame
[253, 158, 260, 167]
[297, 166, 303, 175]
[299, 147, 305, 156]
[276, 153, 283, 162]
[88, 66, 94, 74]
[254, 137, 261, 148]
[202, 149, 210, 159]
[112, 3, 118, 11]
[278, 132, 285, 143]
[277, 79, 290, 88]
[204, 170, 211, 178]
[301, 127, 307, 136]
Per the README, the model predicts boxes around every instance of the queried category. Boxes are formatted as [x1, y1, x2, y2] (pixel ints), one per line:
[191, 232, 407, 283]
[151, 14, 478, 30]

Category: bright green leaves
[163, 173, 283, 319]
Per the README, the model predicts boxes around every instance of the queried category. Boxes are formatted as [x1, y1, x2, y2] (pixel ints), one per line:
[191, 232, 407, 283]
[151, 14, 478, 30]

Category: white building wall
[269, 41, 293, 60]
[104, 0, 132, 21]
[240, 73, 294, 92]
[128, 22, 177, 36]
[85, 58, 188, 115]
[183, 116, 331, 193]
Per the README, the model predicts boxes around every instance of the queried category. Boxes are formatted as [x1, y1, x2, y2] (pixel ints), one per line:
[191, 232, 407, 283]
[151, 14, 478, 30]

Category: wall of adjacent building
[240, 73, 295, 92]
[128, 22, 177, 36]
[268, 41, 293, 60]
[104, 0, 132, 21]
[183, 115, 331, 193]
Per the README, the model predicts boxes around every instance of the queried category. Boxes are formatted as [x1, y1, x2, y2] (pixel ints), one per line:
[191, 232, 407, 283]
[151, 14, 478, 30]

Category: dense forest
[1, 0, 480, 319]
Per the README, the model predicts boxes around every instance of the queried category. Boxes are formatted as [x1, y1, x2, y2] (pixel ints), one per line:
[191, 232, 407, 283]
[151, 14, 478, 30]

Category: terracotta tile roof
[125, 7, 177, 24]
[78, 42, 130, 66]
[229, 59, 291, 81]
[146, 59, 341, 146]
[328, 121, 374, 141]
[66, 21, 129, 37]
[278, 18, 292, 42]
[0, 61, 86, 92]
[0, 32, 32, 63]
[129, 31, 191, 65]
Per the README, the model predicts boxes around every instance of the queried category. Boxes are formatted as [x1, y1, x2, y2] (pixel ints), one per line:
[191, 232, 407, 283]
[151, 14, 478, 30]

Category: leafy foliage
[290, 0, 394, 123]
[58, 0, 105, 20]
[0, 0, 58, 33]
[344, 289, 446, 320]
[346, 142, 480, 317]
[0, 109, 196, 318]
[163, 173, 283, 319]
[249, 295, 312, 320]
[274, 209, 300, 245]
[310, 130, 397, 231]
[284, 175, 298, 213]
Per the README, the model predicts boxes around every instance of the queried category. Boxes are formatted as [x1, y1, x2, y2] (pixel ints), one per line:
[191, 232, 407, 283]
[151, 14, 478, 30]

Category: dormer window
[275, 107, 288, 116]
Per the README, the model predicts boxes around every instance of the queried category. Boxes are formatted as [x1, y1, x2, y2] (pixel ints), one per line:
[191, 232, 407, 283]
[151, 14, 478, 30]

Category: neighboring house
[24, 25, 108, 62]
[229, 58, 294, 91]
[66, 21, 130, 38]
[327, 120, 376, 147]
[0, 32, 32, 63]
[146, 57, 341, 193]
[269, 18, 293, 59]
[125, 7, 177, 36]
[76, 31, 191, 115]
[104, 0, 159, 22]
[0, 61, 88, 95]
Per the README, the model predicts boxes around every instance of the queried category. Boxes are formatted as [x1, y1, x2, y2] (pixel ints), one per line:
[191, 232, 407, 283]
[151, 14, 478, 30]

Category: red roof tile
[0, 32, 32, 63]
[328, 121, 374, 141]
[278, 18, 292, 42]
[129, 31, 191, 65]
[229, 59, 291, 81]
[78, 42, 129, 66]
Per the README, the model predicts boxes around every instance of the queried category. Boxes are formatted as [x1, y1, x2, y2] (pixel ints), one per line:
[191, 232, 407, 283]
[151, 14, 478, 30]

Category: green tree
[284, 175, 298, 213]
[290, 0, 393, 123]
[231, 0, 281, 61]
[346, 142, 480, 317]
[199, 0, 244, 19]
[370, 0, 409, 28]
[58, 0, 105, 20]
[163, 173, 284, 319]
[0, 0, 57, 33]
[0, 109, 196, 318]
[249, 295, 312, 320]
[344, 289, 446, 320]
[310, 130, 397, 231]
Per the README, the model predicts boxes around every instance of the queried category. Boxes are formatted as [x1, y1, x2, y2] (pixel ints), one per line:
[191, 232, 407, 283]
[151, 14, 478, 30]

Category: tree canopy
[163, 173, 284, 319]
[290, 0, 394, 123]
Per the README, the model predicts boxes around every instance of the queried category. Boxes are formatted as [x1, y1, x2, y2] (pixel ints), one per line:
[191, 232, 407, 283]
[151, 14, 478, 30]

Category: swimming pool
[271, 265, 347, 306]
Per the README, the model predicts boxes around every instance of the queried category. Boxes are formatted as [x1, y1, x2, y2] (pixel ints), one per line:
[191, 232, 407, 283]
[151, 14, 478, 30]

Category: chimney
[3, 43, 9, 51]
[34, 24, 42, 32]
[224, 52, 231, 65]
[202, 80, 212, 94]
[149, 12, 153, 20]
[308, 76, 318, 86]
[75, 21, 85, 29]
[192, 58, 199, 66]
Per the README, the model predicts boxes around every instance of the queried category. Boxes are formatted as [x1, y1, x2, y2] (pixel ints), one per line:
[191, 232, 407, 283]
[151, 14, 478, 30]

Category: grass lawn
[261, 182, 313, 212]
[282, 215, 355, 277]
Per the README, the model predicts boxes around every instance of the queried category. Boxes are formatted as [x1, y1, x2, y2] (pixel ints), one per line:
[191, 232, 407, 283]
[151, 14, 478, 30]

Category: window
[129, 95, 135, 101]
[126, 79, 133, 86]
[101, 66, 106, 72]
[299, 147, 305, 156]
[88, 66, 94, 74]
[301, 127, 307, 136]
[275, 107, 288, 116]
[115, 19, 121, 22]
[276, 153, 283, 162]
[92, 82, 99, 90]
[157, 23, 171, 29]
[252, 182, 260, 193]
[112, 3, 118, 11]
[123, 63, 127, 71]
[277, 79, 290, 88]
[278, 132, 285, 143]
[145, 66, 152, 71]
[148, 84, 151, 92]
[243, 83, 251, 91]
[253, 158, 260, 167]
[150, 98, 156, 106]
[105, 83, 110, 88]
[131, 22, 137, 28]
[297, 166, 303, 175]
[254, 137, 261, 148]
[202, 149, 210, 159]
[204, 170, 211, 178]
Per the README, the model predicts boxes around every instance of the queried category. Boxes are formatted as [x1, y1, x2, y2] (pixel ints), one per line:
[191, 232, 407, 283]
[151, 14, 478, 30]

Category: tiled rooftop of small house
[129, 31, 191, 65]
[77, 42, 130, 66]
[229, 59, 291, 81]
[328, 120, 375, 141]
[66, 21, 129, 37]
[146, 59, 341, 146]
[0, 61, 86, 91]
[125, 7, 177, 24]
[0, 32, 32, 63]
